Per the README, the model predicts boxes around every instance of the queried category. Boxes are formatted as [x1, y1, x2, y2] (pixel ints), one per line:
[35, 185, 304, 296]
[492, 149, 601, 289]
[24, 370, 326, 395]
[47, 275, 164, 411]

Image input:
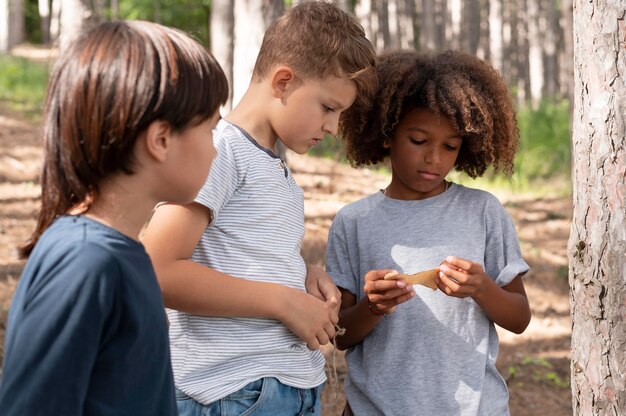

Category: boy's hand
[364, 269, 415, 315]
[436, 256, 488, 298]
[280, 289, 339, 351]
[305, 265, 341, 318]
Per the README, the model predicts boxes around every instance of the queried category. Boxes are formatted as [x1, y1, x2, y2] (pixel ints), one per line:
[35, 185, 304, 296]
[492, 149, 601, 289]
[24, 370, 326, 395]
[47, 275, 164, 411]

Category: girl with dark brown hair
[0, 20, 227, 415]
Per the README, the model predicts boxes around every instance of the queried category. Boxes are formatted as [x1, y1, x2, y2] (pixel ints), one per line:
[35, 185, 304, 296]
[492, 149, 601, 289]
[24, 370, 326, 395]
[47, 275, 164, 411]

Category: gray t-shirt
[326, 183, 529, 416]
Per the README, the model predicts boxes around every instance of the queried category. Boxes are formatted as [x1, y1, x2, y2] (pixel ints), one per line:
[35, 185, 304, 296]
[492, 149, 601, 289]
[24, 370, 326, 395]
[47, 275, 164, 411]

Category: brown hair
[342, 49, 519, 178]
[21, 20, 228, 257]
[253, 0, 377, 136]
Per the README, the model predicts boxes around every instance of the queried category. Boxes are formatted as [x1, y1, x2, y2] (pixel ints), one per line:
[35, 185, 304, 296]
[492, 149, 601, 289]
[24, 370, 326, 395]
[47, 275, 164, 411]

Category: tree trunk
[447, 0, 462, 50]
[462, 0, 480, 55]
[39, 0, 51, 44]
[49, 0, 61, 43]
[59, 0, 93, 51]
[373, 0, 390, 51]
[542, 0, 559, 100]
[527, 0, 544, 107]
[569, 0, 626, 415]
[516, 0, 531, 105]
[0, 0, 24, 53]
[560, 0, 574, 108]
[489, 0, 503, 72]
[210, 0, 234, 111]
[420, 0, 436, 50]
[398, 0, 416, 49]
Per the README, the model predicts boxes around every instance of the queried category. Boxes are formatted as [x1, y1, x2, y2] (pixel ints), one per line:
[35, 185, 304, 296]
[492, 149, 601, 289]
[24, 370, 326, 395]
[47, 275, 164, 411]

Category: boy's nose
[323, 118, 339, 137]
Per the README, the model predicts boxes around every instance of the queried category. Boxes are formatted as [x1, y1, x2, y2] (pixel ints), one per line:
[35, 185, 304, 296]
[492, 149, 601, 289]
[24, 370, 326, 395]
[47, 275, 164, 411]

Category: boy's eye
[323, 105, 335, 113]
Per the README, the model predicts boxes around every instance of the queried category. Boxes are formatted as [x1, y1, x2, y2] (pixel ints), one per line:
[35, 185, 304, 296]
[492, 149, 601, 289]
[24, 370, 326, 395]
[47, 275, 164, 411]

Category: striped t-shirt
[167, 119, 326, 405]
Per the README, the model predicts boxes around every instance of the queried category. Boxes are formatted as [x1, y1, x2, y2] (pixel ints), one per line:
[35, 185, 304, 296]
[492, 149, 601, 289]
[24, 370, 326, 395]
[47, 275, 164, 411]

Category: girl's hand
[436, 256, 488, 298]
[279, 289, 339, 351]
[364, 269, 415, 315]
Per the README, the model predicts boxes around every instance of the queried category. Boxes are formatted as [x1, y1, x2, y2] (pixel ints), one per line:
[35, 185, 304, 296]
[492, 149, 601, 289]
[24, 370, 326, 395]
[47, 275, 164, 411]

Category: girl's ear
[383, 138, 392, 149]
[142, 120, 173, 163]
[270, 66, 297, 98]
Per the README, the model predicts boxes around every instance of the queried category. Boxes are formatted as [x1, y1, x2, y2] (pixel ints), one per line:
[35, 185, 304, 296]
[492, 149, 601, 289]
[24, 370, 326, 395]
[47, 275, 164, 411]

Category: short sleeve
[0, 245, 120, 414]
[484, 200, 529, 286]
[195, 128, 240, 226]
[326, 213, 359, 295]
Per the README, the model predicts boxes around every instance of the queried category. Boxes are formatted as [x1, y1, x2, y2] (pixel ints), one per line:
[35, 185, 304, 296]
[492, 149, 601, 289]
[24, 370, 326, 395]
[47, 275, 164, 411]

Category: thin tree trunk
[447, 0, 462, 50]
[1, 0, 25, 52]
[542, 0, 559, 100]
[49, 0, 61, 43]
[210, 0, 234, 111]
[374, 0, 390, 51]
[527, 0, 544, 107]
[421, 0, 436, 50]
[560, 0, 574, 107]
[462, 0, 480, 55]
[569, 0, 626, 414]
[516, 0, 531, 105]
[39, 0, 51, 44]
[59, 0, 92, 51]
[398, 0, 416, 49]
[489, 0, 503, 72]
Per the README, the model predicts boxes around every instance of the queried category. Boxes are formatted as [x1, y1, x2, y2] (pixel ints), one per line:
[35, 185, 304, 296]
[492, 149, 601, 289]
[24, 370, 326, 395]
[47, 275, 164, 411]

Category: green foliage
[116, 0, 212, 45]
[0, 55, 49, 117]
[515, 100, 571, 183]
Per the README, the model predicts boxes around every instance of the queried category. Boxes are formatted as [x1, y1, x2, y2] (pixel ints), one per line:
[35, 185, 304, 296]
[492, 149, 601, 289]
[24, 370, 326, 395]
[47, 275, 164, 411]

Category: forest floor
[0, 104, 573, 415]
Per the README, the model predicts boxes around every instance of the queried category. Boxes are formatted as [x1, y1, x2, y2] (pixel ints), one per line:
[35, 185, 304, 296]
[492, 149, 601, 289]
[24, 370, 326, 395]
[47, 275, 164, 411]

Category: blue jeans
[175, 377, 322, 416]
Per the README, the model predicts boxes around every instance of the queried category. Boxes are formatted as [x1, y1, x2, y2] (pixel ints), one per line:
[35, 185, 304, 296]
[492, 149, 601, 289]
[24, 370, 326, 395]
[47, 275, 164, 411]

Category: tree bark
[527, 0, 544, 106]
[58, 0, 93, 51]
[38, 0, 51, 44]
[0, 0, 24, 53]
[210, 0, 234, 111]
[489, 0, 503, 72]
[232, 0, 283, 104]
[569, 1, 626, 415]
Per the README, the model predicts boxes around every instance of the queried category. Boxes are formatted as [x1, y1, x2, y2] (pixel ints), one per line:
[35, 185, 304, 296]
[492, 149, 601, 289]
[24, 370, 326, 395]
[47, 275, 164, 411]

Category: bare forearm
[473, 278, 531, 334]
[157, 259, 288, 320]
[336, 299, 382, 350]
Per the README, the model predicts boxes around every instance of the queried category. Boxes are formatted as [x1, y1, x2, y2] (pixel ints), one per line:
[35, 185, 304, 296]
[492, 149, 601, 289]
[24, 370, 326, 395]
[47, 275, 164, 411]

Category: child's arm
[142, 202, 338, 350]
[336, 269, 415, 350]
[436, 256, 531, 334]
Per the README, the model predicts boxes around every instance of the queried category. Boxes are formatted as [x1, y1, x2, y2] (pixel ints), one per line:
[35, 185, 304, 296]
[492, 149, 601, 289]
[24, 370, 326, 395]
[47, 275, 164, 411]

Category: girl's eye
[444, 144, 458, 151]
[323, 105, 335, 113]
[409, 137, 426, 145]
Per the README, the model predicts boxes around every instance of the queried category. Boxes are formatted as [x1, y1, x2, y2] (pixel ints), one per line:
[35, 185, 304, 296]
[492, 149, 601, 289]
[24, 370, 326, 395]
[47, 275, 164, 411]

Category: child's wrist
[367, 300, 385, 317]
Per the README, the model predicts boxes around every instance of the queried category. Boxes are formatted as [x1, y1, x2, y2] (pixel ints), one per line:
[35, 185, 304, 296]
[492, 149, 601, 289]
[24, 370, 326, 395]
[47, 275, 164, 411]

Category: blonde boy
[142, 2, 376, 415]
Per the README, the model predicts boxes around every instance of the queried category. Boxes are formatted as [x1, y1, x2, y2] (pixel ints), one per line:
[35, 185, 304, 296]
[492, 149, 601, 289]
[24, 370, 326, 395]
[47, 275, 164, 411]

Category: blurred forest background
[1, 0, 573, 192]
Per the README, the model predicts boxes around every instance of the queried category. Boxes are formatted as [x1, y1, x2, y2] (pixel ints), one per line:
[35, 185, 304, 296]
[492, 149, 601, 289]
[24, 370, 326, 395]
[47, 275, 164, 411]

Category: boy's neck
[225, 83, 279, 151]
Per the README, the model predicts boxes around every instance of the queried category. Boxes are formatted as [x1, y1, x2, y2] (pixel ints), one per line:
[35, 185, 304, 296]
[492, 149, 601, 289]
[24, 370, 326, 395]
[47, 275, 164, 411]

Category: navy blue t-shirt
[0, 216, 177, 415]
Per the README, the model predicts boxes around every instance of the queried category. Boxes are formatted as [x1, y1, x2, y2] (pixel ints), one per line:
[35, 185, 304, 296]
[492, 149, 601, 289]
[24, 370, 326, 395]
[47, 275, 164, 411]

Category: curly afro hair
[341, 49, 519, 178]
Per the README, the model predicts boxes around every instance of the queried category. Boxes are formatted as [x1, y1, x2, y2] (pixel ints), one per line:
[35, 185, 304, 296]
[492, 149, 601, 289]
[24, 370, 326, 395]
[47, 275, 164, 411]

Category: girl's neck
[384, 180, 450, 201]
[70, 178, 157, 241]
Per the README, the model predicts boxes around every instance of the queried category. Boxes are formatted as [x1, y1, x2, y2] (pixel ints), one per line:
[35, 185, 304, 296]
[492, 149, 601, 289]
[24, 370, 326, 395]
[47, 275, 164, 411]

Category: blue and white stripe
[167, 119, 326, 405]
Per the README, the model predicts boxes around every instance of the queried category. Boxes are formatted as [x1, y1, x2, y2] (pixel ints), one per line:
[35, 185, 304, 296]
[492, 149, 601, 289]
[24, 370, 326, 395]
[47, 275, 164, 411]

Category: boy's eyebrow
[407, 127, 463, 139]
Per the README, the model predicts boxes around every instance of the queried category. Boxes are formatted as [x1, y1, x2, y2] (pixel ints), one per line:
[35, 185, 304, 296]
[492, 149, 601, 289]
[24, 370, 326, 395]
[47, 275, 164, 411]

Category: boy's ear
[270, 66, 297, 98]
[143, 120, 173, 163]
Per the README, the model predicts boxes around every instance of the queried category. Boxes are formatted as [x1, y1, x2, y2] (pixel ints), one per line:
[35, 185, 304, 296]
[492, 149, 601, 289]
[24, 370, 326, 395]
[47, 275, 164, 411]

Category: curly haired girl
[326, 49, 531, 416]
